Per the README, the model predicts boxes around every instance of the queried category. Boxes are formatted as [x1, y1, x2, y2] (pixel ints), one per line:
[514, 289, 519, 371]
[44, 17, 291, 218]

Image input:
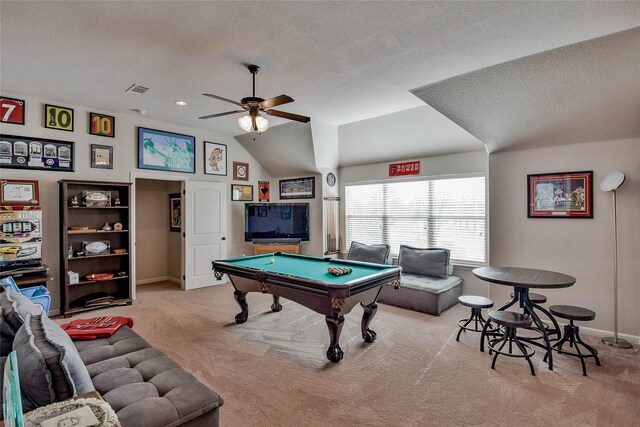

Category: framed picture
[169, 193, 181, 232]
[44, 104, 74, 132]
[89, 112, 115, 137]
[204, 141, 227, 175]
[233, 161, 249, 181]
[0, 179, 39, 206]
[138, 127, 195, 173]
[231, 184, 253, 201]
[0, 134, 74, 172]
[90, 144, 113, 169]
[527, 171, 593, 218]
[0, 97, 25, 125]
[280, 177, 315, 199]
[258, 181, 270, 202]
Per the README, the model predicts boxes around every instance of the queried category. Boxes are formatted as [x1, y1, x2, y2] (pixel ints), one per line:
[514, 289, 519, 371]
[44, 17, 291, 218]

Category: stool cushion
[458, 295, 493, 309]
[489, 311, 532, 328]
[549, 305, 596, 321]
[510, 292, 547, 303]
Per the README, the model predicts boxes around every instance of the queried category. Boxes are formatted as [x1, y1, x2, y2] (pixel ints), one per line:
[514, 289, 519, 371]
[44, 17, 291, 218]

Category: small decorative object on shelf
[114, 197, 121, 206]
[67, 271, 79, 284]
[68, 245, 73, 259]
[85, 273, 114, 281]
[83, 190, 111, 207]
[70, 195, 79, 207]
[82, 241, 110, 256]
[112, 249, 126, 254]
[113, 222, 123, 231]
[101, 222, 113, 231]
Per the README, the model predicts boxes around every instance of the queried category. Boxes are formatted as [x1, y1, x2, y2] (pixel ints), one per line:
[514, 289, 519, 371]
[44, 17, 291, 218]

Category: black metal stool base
[488, 327, 536, 376]
[457, 307, 496, 341]
[544, 322, 601, 376]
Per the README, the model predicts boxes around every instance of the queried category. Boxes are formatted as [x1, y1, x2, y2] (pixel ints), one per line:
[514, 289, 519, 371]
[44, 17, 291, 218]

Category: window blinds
[345, 176, 486, 265]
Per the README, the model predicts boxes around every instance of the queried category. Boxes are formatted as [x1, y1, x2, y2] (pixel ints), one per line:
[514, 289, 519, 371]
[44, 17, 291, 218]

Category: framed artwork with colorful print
[0, 97, 25, 125]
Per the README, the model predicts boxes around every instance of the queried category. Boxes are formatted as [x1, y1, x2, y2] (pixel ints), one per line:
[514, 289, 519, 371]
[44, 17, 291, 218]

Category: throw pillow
[0, 288, 43, 352]
[13, 314, 95, 412]
[347, 241, 390, 264]
[398, 245, 450, 279]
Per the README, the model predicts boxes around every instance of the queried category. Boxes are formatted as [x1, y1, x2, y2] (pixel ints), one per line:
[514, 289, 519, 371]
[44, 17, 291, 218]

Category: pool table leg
[234, 290, 249, 324]
[361, 302, 378, 343]
[325, 315, 345, 363]
[271, 296, 283, 312]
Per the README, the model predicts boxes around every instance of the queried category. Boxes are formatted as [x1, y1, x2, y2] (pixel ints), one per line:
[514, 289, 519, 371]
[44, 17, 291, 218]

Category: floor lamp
[599, 171, 633, 349]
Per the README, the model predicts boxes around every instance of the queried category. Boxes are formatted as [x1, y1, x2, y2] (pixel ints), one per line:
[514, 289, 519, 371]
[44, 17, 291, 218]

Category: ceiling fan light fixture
[238, 113, 269, 133]
[237, 114, 253, 132]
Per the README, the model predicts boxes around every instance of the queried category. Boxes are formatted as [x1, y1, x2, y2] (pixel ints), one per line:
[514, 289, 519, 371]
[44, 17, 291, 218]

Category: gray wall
[489, 137, 640, 339]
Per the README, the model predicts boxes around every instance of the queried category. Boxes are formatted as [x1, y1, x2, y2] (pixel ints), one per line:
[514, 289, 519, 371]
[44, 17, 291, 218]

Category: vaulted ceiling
[1, 2, 639, 169]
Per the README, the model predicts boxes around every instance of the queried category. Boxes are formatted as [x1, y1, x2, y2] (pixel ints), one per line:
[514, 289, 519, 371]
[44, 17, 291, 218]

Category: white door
[183, 181, 228, 290]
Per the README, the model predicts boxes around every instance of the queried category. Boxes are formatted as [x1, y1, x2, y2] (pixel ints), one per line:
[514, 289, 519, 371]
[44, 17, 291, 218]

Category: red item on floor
[60, 316, 134, 340]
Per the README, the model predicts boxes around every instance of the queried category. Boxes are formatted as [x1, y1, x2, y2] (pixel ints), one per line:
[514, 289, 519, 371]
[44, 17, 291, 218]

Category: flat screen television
[245, 203, 309, 242]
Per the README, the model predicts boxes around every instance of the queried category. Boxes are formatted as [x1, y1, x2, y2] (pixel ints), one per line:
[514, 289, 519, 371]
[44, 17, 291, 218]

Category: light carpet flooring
[74, 282, 640, 426]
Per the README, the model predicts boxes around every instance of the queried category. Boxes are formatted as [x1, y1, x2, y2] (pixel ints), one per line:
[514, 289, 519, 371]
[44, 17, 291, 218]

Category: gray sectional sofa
[348, 242, 463, 315]
[0, 288, 223, 426]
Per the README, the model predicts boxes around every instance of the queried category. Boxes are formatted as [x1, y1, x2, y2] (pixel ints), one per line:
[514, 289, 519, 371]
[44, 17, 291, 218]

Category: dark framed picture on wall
[169, 193, 181, 232]
[204, 141, 227, 175]
[280, 177, 315, 199]
[44, 104, 74, 132]
[0, 134, 74, 172]
[89, 112, 115, 137]
[90, 144, 113, 169]
[138, 127, 195, 173]
[233, 161, 249, 181]
[527, 171, 593, 218]
[0, 96, 25, 125]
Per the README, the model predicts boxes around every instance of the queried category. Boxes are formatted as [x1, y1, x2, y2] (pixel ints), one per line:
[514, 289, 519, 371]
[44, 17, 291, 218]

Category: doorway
[134, 178, 182, 290]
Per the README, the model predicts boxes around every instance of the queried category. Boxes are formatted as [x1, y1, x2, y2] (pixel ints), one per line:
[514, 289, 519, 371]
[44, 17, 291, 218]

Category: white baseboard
[136, 276, 174, 285]
[571, 324, 640, 345]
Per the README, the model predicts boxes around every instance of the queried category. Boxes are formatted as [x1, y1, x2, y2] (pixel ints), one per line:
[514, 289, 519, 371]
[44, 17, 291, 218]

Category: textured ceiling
[235, 122, 318, 178]
[1, 2, 639, 166]
[412, 27, 640, 153]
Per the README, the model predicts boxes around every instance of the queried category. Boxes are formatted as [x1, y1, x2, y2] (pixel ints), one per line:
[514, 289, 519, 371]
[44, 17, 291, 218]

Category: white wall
[0, 93, 274, 313]
[339, 150, 489, 295]
[489, 138, 640, 339]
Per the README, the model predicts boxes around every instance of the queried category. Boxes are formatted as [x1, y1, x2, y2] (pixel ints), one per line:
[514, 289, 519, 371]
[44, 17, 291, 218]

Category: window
[345, 175, 486, 265]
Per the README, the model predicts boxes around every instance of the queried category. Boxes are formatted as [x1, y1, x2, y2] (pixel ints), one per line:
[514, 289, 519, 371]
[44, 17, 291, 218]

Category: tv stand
[252, 240, 300, 255]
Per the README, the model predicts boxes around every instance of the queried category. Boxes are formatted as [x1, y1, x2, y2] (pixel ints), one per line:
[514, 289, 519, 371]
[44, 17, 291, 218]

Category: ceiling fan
[199, 64, 310, 133]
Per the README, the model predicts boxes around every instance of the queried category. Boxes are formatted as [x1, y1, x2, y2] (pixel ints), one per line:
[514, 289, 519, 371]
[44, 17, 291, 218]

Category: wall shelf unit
[59, 180, 132, 317]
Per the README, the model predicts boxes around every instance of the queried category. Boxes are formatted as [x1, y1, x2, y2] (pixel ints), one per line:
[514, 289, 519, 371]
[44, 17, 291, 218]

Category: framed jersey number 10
[89, 112, 115, 138]
[44, 104, 74, 132]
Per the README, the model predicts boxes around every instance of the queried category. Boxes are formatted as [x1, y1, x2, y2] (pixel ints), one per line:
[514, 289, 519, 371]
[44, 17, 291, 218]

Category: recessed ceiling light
[175, 100, 187, 106]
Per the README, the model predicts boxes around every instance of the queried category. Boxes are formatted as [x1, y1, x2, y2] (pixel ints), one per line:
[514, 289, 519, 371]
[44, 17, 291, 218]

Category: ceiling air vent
[125, 83, 149, 95]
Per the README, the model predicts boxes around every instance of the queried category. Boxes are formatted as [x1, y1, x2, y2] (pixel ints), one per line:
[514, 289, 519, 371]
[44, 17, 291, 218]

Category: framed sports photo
[137, 127, 195, 173]
[280, 177, 315, 199]
[0, 179, 39, 206]
[90, 144, 113, 169]
[0, 134, 74, 172]
[89, 112, 115, 137]
[44, 104, 74, 132]
[0, 97, 25, 125]
[527, 171, 593, 218]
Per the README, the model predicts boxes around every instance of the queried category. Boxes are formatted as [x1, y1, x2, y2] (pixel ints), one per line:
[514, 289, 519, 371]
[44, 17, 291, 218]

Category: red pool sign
[389, 161, 420, 176]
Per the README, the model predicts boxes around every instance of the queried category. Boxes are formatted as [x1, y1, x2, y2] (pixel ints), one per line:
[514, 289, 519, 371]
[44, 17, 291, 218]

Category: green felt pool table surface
[220, 252, 395, 285]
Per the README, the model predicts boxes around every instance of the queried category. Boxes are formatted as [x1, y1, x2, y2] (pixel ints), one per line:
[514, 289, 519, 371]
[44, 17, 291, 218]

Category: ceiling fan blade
[198, 110, 245, 119]
[259, 94, 294, 109]
[267, 109, 311, 123]
[203, 93, 244, 107]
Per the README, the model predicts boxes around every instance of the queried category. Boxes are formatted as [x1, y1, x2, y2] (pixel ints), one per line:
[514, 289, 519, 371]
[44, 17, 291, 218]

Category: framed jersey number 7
[0, 97, 25, 125]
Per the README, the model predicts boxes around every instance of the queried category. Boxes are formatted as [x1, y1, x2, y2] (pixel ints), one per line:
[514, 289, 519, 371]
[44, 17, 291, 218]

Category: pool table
[212, 252, 401, 362]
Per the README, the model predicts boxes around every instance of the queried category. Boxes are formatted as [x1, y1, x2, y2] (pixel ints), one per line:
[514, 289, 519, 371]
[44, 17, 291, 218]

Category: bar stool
[483, 311, 536, 376]
[456, 295, 494, 342]
[544, 305, 601, 376]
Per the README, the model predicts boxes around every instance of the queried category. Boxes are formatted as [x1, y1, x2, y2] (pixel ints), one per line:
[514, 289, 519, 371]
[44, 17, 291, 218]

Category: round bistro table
[473, 266, 576, 370]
